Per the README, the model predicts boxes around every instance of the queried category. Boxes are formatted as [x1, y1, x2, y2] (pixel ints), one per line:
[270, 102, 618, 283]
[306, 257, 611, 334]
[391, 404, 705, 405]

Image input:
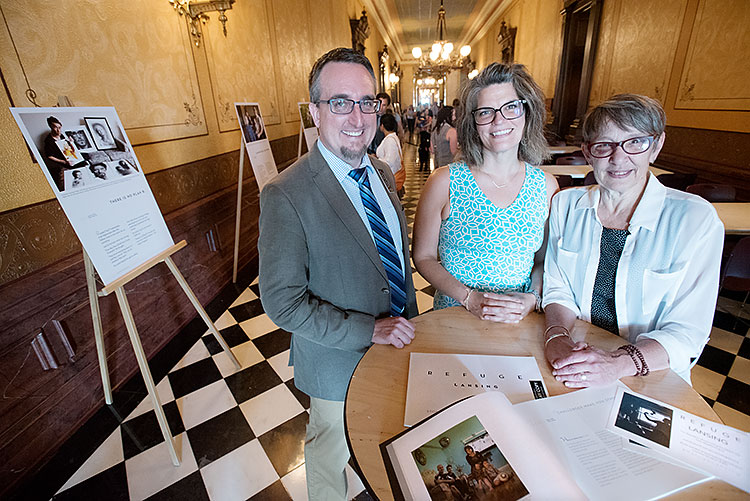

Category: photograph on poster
[614, 392, 673, 448]
[298, 102, 316, 130]
[411, 415, 529, 501]
[85, 116, 118, 150]
[65, 127, 96, 153]
[10, 107, 173, 285]
[235, 103, 266, 143]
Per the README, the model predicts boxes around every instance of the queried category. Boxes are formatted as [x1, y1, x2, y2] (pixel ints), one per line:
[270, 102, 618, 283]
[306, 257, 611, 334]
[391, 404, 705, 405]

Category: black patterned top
[591, 227, 629, 334]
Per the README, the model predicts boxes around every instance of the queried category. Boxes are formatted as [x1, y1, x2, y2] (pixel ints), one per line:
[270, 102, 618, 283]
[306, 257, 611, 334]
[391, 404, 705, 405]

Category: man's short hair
[308, 48, 375, 103]
[376, 92, 391, 106]
[47, 116, 61, 128]
[380, 113, 397, 133]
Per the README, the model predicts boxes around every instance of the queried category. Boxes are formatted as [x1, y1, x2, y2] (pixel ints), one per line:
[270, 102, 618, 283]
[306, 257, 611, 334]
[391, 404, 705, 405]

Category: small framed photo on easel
[85, 116, 117, 150]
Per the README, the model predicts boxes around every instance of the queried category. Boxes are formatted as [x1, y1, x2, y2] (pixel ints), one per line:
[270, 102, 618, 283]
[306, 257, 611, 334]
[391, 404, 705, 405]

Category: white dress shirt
[542, 174, 724, 383]
[376, 132, 402, 175]
[317, 140, 405, 276]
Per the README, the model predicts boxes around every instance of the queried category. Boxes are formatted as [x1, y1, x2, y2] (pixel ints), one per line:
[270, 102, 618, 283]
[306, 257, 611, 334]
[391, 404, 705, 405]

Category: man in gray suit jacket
[258, 48, 418, 500]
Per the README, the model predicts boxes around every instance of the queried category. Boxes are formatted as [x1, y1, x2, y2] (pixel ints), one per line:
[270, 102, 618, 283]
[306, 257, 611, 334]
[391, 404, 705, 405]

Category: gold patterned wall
[0, 0, 372, 213]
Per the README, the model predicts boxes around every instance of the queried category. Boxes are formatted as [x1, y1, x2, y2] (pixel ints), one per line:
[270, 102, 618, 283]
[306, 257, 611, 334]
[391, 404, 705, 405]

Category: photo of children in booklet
[411, 415, 528, 501]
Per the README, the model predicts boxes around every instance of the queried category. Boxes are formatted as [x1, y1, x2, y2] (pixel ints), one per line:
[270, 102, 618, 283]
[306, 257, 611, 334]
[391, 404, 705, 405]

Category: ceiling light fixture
[412, 0, 471, 79]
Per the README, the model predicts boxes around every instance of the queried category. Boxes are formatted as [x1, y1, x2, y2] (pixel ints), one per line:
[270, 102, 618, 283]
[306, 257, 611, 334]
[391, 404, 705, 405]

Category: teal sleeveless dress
[434, 162, 548, 309]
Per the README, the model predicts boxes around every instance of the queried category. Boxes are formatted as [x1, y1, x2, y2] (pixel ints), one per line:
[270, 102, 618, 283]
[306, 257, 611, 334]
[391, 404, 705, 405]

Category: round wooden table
[344, 307, 744, 500]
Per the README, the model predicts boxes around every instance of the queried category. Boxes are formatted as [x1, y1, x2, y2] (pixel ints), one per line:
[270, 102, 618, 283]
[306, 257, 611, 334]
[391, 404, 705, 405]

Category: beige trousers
[305, 397, 349, 501]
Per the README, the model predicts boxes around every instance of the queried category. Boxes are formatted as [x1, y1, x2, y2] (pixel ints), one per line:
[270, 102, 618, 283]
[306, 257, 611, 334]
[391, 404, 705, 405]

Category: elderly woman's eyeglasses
[317, 98, 381, 115]
[586, 135, 658, 158]
[472, 99, 527, 125]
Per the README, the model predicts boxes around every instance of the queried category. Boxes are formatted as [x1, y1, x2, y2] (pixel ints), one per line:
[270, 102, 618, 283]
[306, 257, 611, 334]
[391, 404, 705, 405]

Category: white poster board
[10, 107, 173, 285]
[234, 102, 277, 191]
[298, 101, 318, 150]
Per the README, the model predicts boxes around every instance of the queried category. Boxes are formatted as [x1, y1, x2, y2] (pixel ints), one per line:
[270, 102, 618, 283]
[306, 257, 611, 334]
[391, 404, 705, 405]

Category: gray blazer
[258, 145, 418, 401]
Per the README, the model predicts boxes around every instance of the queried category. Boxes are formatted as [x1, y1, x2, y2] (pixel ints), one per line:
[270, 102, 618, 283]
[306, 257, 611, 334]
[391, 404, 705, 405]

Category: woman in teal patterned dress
[413, 63, 558, 321]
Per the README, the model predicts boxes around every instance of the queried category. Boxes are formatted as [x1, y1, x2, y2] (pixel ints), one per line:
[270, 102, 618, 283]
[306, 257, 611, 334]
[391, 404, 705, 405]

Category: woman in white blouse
[542, 94, 724, 386]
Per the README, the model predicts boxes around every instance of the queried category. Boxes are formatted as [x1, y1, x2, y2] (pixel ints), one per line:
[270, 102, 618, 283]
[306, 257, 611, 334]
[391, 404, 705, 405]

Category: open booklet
[381, 384, 712, 501]
[404, 353, 548, 427]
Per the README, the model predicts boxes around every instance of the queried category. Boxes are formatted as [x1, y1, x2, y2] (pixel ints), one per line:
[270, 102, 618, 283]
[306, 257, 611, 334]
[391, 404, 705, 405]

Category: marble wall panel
[0, 0, 207, 144]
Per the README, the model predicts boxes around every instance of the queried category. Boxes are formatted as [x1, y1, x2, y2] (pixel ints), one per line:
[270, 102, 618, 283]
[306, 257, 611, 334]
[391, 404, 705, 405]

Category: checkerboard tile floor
[40, 145, 750, 500]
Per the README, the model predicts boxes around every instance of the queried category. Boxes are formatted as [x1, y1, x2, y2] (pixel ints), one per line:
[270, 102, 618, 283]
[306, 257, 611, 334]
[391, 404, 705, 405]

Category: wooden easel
[232, 137, 245, 284]
[84, 241, 241, 466]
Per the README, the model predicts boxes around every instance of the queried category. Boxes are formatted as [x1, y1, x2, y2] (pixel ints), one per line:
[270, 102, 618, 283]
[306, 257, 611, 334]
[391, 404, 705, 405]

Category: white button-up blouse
[542, 175, 724, 382]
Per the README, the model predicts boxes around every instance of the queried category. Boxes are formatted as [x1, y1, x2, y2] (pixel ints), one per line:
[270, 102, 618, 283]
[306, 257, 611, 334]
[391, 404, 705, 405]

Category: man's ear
[309, 102, 320, 128]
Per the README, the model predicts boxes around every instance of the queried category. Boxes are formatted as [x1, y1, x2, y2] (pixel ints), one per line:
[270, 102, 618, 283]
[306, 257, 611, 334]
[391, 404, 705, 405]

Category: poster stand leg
[297, 121, 304, 160]
[83, 250, 112, 404]
[232, 137, 245, 283]
[164, 255, 241, 369]
[113, 286, 180, 466]
[85, 241, 241, 465]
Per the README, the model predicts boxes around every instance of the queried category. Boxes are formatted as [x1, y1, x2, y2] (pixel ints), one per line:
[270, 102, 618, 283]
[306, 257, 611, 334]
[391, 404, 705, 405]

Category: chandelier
[411, 0, 471, 77]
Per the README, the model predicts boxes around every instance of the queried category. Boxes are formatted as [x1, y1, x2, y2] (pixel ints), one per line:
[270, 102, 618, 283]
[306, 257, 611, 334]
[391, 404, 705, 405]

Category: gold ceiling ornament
[169, 0, 235, 47]
[411, 0, 471, 79]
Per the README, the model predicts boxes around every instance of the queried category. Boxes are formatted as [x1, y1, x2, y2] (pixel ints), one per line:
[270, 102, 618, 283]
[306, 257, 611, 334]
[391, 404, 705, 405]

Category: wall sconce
[169, 0, 235, 47]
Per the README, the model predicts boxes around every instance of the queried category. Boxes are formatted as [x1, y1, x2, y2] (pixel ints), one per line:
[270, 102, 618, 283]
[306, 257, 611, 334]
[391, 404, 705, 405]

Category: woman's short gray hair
[456, 63, 549, 166]
[582, 94, 666, 142]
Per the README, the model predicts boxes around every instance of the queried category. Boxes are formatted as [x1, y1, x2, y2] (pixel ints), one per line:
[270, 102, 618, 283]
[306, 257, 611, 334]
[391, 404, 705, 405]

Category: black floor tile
[421, 285, 436, 296]
[186, 407, 255, 468]
[353, 489, 376, 501]
[716, 377, 750, 415]
[229, 298, 266, 322]
[713, 310, 749, 336]
[253, 328, 292, 359]
[286, 379, 310, 409]
[168, 357, 222, 399]
[695, 344, 735, 375]
[702, 395, 715, 407]
[738, 337, 750, 359]
[202, 334, 222, 355]
[248, 479, 292, 500]
[249, 283, 260, 297]
[217, 324, 252, 347]
[121, 401, 185, 460]
[258, 412, 308, 477]
[52, 462, 129, 501]
[205, 283, 247, 321]
[224, 361, 283, 404]
[145, 471, 210, 501]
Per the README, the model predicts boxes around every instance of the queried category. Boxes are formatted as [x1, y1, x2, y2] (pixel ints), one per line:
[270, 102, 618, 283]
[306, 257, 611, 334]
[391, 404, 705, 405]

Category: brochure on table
[298, 102, 318, 150]
[10, 107, 173, 285]
[404, 353, 548, 427]
[607, 386, 750, 493]
[234, 102, 277, 191]
[383, 384, 711, 501]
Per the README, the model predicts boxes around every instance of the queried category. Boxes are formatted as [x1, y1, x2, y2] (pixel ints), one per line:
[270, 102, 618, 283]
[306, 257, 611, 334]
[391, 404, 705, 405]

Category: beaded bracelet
[618, 344, 650, 376]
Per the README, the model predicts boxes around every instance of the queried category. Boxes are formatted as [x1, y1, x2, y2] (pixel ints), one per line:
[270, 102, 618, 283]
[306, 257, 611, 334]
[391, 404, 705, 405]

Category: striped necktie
[348, 167, 406, 317]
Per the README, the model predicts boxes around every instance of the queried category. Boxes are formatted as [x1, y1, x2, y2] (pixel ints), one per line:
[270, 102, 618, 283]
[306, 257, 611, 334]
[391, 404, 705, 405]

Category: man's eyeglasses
[585, 135, 658, 158]
[472, 99, 526, 125]
[317, 98, 381, 115]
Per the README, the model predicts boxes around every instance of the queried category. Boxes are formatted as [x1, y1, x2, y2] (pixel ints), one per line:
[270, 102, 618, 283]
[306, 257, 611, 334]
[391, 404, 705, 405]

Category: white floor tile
[267, 350, 294, 382]
[171, 340, 211, 372]
[411, 271, 430, 290]
[214, 310, 238, 330]
[231, 287, 259, 307]
[281, 463, 308, 501]
[251, 277, 259, 286]
[200, 439, 278, 501]
[415, 290, 434, 314]
[125, 377, 176, 421]
[239, 384, 304, 436]
[57, 429, 124, 493]
[125, 432, 198, 501]
[175, 380, 237, 429]
[214, 340, 265, 377]
[239, 314, 279, 340]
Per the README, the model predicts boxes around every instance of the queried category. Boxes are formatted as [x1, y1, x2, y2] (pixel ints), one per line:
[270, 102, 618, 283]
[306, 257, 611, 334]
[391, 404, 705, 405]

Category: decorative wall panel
[0, 0, 207, 144]
[675, 0, 750, 110]
[272, 0, 314, 123]
[204, 0, 281, 131]
[603, 0, 686, 102]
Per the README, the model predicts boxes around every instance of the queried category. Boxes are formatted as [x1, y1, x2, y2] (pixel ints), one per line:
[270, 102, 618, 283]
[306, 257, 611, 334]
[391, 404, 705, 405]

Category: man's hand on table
[372, 316, 415, 348]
